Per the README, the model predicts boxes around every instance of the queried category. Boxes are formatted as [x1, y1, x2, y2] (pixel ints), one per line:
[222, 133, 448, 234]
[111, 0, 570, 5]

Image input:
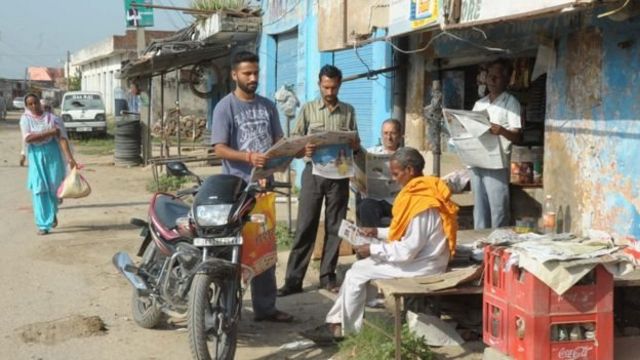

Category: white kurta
[326, 208, 450, 334]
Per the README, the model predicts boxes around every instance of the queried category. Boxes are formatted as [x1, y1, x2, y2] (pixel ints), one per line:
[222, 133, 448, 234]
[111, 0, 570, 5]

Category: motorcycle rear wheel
[188, 273, 238, 360]
[131, 243, 163, 329]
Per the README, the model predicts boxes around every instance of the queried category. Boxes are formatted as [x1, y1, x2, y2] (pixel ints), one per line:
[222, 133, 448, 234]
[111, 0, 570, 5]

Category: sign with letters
[457, 0, 592, 26]
[124, 0, 154, 28]
[389, 0, 440, 37]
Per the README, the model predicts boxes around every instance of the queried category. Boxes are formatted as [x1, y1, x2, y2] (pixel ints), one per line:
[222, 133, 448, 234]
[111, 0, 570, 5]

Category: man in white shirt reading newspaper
[301, 147, 458, 342]
[470, 59, 522, 229]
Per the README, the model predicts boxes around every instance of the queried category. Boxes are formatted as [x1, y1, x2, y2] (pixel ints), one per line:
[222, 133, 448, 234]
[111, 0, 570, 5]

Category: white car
[60, 91, 107, 136]
[12, 97, 24, 109]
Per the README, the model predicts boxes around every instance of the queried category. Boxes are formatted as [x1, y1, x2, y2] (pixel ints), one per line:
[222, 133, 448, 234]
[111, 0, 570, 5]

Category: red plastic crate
[484, 246, 513, 299]
[508, 306, 613, 360]
[509, 265, 613, 316]
[483, 293, 509, 354]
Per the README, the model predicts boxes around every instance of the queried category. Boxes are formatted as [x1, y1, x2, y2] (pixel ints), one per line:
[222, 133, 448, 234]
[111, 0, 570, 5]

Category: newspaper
[353, 148, 400, 202]
[311, 131, 358, 180]
[251, 136, 309, 181]
[250, 131, 357, 181]
[338, 219, 379, 246]
[442, 108, 506, 169]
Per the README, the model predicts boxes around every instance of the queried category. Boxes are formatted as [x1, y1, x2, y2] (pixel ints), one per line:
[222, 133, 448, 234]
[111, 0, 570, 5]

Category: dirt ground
[0, 110, 343, 360]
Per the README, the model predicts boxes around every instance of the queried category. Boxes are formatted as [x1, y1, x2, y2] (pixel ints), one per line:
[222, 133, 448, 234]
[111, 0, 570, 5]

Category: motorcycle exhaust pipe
[112, 252, 150, 295]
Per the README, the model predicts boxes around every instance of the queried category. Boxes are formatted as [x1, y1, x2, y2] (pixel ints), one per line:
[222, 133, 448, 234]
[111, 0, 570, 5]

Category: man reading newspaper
[301, 147, 459, 342]
[356, 119, 402, 228]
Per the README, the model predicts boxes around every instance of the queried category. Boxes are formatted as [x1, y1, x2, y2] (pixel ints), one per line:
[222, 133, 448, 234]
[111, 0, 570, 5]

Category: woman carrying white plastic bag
[20, 93, 77, 235]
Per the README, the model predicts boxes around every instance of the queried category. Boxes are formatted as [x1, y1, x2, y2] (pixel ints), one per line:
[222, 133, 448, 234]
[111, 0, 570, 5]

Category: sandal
[37, 229, 49, 236]
[254, 310, 294, 323]
[52, 216, 58, 228]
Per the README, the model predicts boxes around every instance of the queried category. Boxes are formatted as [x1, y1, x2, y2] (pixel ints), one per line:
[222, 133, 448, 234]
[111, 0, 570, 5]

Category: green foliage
[275, 223, 294, 249]
[147, 175, 188, 193]
[68, 69, 82, 91]
[191, 0, 248, 12]
[338, 317, 432, 360]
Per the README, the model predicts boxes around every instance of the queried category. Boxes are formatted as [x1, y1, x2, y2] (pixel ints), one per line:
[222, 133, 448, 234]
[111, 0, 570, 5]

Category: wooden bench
[371, 266, 483, 360]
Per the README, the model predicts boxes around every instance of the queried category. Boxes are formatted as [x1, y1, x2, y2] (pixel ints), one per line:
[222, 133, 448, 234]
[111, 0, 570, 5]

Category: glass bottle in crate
[543, 195, 556, 234]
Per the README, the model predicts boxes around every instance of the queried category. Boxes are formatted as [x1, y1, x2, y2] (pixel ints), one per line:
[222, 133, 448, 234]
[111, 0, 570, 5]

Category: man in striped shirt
[278, 65, 360, 296]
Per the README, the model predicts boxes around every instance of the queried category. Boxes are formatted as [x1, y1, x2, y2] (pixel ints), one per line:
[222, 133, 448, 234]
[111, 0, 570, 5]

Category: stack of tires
[114, 115, 142, 166]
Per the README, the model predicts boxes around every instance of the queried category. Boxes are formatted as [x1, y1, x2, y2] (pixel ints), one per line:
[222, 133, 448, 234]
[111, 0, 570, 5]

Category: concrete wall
[79, 53, 133, 115]
[545, 16, 640, 239]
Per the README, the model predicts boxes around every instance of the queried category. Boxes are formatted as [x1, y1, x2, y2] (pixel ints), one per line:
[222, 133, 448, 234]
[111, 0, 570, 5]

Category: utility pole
[66, 50, 71, 90]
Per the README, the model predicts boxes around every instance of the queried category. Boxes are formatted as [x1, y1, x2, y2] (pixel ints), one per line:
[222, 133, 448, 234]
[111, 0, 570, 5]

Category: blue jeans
[470, 167, 510, 229]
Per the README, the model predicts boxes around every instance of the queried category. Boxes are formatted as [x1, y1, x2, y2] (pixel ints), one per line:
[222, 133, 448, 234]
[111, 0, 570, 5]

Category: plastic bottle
[543, 195, 556, 234]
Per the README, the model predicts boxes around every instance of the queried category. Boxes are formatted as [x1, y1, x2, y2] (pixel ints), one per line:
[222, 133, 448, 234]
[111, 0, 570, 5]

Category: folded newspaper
[338, 219, 379, 246]
[442, 108, 506, 169]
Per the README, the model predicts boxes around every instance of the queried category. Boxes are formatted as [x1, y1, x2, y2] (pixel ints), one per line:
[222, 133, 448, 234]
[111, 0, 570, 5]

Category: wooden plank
[372, 265, 483, 296]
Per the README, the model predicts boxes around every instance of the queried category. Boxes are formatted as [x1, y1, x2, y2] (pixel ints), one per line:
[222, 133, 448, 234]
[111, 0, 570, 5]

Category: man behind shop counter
[470, 58, 522, 229]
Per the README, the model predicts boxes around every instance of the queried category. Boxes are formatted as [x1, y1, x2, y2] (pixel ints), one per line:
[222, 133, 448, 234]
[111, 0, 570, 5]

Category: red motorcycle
[113, 161, 287, 360]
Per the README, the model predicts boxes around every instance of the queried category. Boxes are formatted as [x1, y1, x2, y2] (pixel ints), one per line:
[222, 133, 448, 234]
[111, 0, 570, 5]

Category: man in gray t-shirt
[210, 89, 282, 181]
[209, 51, 291, 323]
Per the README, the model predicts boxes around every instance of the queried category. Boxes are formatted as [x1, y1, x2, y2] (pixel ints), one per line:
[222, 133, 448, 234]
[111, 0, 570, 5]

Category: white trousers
[326, 257, 445, 335]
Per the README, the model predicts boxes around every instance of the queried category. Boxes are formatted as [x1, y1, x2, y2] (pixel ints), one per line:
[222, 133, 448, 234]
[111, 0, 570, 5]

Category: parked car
[60, 91, 107, 136]
[12, 97, 24, 110]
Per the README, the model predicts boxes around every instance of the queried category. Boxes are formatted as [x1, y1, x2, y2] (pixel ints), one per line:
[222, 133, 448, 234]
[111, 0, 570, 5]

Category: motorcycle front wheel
[131, 243, 163, 329]
[188, 273, 238, 360]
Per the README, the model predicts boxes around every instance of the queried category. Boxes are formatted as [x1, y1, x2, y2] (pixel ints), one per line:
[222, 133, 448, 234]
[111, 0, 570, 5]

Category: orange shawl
[387, 176, 459, 256]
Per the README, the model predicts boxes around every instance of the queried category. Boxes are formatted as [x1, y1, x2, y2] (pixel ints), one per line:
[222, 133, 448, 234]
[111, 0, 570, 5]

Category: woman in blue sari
[19, 93, 76, 235]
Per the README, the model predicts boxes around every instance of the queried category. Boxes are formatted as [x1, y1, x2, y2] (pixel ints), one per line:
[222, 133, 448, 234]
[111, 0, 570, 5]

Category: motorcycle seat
[153, 194, 190, 231]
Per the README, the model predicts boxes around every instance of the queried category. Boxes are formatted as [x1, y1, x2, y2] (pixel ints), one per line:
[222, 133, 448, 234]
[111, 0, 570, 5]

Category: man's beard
[238, 82, 257, 94]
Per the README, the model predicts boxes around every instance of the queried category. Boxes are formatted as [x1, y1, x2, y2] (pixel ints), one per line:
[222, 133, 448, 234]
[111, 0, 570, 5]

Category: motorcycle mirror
[250, 214, 266, 224]
[166, 161, 191, 177]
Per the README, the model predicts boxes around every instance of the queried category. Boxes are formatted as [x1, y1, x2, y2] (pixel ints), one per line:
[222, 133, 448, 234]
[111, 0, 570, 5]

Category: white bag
[57, 167, 91, 199]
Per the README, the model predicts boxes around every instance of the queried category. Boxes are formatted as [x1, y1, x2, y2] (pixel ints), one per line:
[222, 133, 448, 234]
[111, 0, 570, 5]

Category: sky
[0, 0, 193, 79]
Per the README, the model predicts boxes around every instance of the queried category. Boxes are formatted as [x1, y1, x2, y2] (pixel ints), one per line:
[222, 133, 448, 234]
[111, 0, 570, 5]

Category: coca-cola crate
[483, 293, 509, 354]
[484, 246, 513, 300]
[508, 306, 613, 360]
[509, 264, 613, 316]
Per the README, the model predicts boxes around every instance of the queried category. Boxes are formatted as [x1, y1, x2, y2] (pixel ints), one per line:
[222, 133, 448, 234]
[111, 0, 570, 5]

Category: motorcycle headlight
[195, 204, 232, 227]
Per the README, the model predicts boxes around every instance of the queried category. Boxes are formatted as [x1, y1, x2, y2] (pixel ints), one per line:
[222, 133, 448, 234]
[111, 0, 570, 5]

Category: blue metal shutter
[333, 45, 375, 148]
[275, 30, 298, 134]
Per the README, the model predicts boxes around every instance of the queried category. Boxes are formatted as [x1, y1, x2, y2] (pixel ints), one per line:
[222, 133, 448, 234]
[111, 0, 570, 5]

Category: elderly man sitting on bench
[302, 147, 459, 343]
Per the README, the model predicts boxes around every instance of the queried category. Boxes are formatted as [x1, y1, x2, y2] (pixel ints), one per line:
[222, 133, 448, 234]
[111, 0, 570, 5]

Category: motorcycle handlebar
[269, 181, 291, 189]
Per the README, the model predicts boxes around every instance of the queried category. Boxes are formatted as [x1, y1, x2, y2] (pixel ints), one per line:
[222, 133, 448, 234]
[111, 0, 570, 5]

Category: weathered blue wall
[545, 15, 640, 239]
[259, 0, 394, 186]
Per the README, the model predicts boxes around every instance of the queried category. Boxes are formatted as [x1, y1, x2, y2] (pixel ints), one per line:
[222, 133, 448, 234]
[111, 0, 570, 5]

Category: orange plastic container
[508, 306, 613, 360]
[483, 293, 509, 354]
[483, 246, 513, 300]
[509, 265, 613, 316]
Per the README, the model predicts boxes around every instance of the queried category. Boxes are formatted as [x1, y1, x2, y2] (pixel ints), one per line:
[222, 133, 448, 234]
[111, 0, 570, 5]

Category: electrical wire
[165, 0, 191, 26]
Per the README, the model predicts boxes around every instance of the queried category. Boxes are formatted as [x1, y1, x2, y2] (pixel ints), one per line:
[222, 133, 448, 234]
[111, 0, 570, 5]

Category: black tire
[131, 244, 163, 329]
[188, 273, 238, 360]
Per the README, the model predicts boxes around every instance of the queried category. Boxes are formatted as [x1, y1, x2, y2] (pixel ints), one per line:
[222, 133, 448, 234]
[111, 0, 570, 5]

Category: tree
[67, 69, 82, 91]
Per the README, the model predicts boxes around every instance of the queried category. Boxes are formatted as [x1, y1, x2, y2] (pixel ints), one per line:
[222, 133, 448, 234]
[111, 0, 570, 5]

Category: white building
[70, 30, 174, 115]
